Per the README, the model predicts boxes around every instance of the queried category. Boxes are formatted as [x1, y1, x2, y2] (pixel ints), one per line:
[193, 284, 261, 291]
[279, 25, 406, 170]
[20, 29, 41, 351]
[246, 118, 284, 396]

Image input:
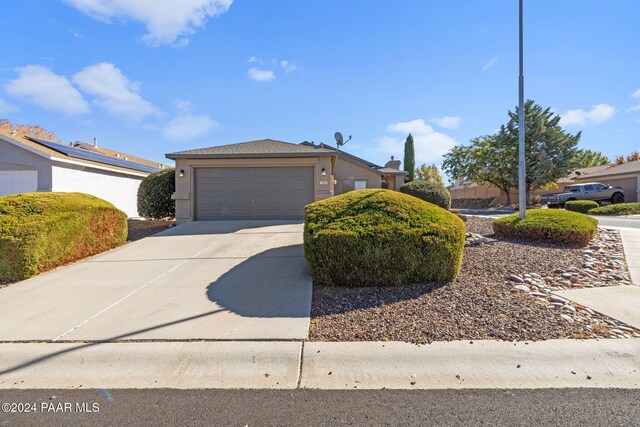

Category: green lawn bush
[0, 193, 127, 282]
[492, 209, 597, 247]
[565, 200, 599, 214]
[588, 202, 640, 216]
[137, 168, 175, 219]
[399, 181, 451, 210]
[304, 189, 465, 287]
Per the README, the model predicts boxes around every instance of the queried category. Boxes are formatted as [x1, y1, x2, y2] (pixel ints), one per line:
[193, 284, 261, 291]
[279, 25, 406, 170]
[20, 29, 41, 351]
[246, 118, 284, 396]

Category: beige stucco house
[165, 139, 407, 223]
[572, 160, 640, 203]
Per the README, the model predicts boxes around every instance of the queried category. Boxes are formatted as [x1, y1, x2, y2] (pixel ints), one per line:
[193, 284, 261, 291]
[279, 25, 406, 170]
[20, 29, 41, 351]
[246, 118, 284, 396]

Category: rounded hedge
[589, 202, 640, 216]
[399, 181, 451, 210]
[304, 189, 465, 287]
[565, 200, 599, 214]
[0, 192, 127, 282]
[492, 209, 598, 247]
[137, 168, 175, 219]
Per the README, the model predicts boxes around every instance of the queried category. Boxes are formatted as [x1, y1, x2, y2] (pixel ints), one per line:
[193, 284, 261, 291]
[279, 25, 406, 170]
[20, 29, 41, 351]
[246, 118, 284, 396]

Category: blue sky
[1, 0, 639, 174]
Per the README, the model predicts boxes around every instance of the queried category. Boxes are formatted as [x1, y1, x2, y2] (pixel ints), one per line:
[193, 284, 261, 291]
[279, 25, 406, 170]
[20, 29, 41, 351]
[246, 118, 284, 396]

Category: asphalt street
[1, 389, 639, 426]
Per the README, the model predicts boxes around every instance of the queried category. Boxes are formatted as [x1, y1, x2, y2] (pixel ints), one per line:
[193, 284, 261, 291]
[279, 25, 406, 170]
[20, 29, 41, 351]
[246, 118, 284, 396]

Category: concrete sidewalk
[556, 227, 640, 328]
[1, 339, 639, 390]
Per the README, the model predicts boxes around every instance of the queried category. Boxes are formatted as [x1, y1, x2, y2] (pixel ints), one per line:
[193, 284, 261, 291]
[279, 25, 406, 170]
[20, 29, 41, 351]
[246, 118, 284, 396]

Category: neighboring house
[448, 165, 614, 206]
[0, 129, 168, 217]
[165, 138, 407, 222]
[573, 160, 640, 202]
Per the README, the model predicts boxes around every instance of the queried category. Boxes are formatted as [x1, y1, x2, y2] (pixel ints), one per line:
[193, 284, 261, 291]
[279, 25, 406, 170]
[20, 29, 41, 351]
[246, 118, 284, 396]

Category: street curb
[300, 339, 640, 389]
[1, 339, 639, 390]
[0, 342, 302, 389]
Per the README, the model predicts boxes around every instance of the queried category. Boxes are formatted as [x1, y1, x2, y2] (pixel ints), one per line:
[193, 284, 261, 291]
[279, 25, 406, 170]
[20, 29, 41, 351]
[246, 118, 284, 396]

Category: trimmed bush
[565, 200, 599, 214]
[0, 193, 127, 282]
[304, 189, 465, 287]
[492, 209, 598, 247]
[588, 202, 640, 216]
[399, 180, 452, 210]
[137, 168, 175, 219]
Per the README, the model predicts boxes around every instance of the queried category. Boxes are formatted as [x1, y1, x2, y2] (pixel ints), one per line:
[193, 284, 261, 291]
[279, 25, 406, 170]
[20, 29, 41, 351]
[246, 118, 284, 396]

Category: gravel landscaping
[310, 217, 639, 343]
[127, 219, 175, 241]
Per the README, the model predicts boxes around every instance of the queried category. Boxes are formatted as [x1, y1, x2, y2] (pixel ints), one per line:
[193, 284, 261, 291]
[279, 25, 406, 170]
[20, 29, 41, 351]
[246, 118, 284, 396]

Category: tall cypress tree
[404, 133, 415, 181]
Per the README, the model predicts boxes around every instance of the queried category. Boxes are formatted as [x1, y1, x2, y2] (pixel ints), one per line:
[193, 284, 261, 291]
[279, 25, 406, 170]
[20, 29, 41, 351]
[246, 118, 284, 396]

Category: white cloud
[386, 118, 433, 134]
[72, 62, 157, 120]
[247, 56, 263, 65]
[174, 99, 193, 112]
[482, 57, 498, 71]
[627, 89, 640, 112]
[376, 119, 458, 165]
[0, 98, 19, 114]
[430, 116, 462, 130]
[63, 0, 233, 46]
[248, 67, 275, 82]
[280, 60, 297, 73]
[162, 113, 217, 141]
[4, 65, 89, 116]
[560, 104, 615, 126]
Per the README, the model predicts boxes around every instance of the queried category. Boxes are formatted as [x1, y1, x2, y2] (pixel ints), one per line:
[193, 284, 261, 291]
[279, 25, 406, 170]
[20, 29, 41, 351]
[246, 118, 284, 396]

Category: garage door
[0, 170, 38, 196]
[194, 167, 314, 220]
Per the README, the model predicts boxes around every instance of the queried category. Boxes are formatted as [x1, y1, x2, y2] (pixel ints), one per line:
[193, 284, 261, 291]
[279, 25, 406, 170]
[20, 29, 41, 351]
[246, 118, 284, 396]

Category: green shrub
[399, 181, 451, 210]
[588, 202, 640, 216]
[0, 193, 127, 282]
[304, 189, 465, 287]
[565, 200, 599, 214]
[492, 209, 598, 247]
[137, 168, 175, 219]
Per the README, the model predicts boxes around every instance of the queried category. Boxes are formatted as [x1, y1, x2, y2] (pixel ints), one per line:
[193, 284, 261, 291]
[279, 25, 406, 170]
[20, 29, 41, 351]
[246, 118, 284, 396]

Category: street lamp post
[518, 0, 526, 219]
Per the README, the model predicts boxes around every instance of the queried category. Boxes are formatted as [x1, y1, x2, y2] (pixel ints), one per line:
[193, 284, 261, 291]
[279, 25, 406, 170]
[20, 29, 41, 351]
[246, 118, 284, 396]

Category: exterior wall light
[179, 169, 185, 177]
[321, 167, 327, 176]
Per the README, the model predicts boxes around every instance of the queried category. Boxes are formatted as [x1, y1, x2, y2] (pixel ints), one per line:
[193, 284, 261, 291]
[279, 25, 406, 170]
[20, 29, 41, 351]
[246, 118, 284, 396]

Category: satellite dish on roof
[334, 132, 352, 148]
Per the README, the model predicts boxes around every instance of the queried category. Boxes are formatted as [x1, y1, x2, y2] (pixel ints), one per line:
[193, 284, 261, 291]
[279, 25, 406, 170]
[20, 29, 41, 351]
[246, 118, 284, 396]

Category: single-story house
[573, 160, 640, 202]
[165, 139, 408, 223]
[0, 128, 168, 217]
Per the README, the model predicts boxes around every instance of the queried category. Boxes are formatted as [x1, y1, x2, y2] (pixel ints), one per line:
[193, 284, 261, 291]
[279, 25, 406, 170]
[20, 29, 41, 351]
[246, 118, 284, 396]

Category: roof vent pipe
[93, 137, 98, 148]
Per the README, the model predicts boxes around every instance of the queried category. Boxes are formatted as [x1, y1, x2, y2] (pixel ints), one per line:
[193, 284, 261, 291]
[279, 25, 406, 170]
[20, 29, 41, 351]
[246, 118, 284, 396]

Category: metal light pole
[518, 0, 526, 219]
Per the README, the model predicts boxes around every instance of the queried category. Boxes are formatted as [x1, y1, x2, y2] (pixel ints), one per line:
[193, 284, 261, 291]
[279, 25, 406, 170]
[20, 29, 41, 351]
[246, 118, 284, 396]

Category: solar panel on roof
[28, 137, 161, 174]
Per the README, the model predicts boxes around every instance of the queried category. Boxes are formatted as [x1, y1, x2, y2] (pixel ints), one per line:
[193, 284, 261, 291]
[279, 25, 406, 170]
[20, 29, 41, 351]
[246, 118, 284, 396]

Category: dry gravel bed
[309, 217, 639, 343]
[127, 219, 175, 241]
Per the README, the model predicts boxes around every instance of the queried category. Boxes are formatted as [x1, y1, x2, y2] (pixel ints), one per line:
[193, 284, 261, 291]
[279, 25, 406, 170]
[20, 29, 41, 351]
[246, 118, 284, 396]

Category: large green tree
[443, 100, 582, 205]
[415, 163, 444, 186]
[571, 149, 609, 168]
[403, 134, 415, 181]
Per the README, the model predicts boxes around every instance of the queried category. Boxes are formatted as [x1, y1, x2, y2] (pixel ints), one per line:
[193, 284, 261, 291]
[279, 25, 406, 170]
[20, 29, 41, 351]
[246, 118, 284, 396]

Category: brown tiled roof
[579, 160, 640, 178]
[0, 128, 157, 175]
[558, 164, 611, 183]
[377, 167, 409, 175]
[166, 139, 336, 158]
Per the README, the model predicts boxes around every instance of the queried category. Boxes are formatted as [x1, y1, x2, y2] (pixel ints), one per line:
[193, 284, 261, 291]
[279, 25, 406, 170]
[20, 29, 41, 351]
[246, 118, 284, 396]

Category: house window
[354, 180, 367, 190]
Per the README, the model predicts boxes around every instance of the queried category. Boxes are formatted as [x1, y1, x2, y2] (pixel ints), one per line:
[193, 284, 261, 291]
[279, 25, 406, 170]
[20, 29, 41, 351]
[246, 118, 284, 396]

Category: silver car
[540, 182, 625, 208]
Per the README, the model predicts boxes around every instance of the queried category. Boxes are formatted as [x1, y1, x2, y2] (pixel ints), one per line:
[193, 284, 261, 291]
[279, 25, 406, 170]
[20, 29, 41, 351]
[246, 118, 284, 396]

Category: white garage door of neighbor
[194, 167, 315, 220]
[0, 170, 38, 196]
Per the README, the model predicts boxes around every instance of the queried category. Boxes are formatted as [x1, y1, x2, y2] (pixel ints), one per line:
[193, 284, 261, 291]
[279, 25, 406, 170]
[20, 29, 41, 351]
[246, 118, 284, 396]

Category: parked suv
[540, 182, 624, 208]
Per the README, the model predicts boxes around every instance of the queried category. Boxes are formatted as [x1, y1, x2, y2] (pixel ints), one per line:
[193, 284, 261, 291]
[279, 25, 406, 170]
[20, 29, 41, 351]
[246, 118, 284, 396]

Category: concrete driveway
[0, 220, 311, 341]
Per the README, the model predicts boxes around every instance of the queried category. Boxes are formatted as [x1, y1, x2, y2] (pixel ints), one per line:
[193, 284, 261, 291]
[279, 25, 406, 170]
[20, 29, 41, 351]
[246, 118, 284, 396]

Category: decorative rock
[550, 295, 569, 304]
[509, 275, 524, 283]
[560, 314, 574, 323]
[515, 284, 530, 292]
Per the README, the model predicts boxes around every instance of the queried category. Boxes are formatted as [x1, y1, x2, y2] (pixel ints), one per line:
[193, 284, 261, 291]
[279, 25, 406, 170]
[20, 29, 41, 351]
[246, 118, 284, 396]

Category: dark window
[584, 185, 595, 191]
